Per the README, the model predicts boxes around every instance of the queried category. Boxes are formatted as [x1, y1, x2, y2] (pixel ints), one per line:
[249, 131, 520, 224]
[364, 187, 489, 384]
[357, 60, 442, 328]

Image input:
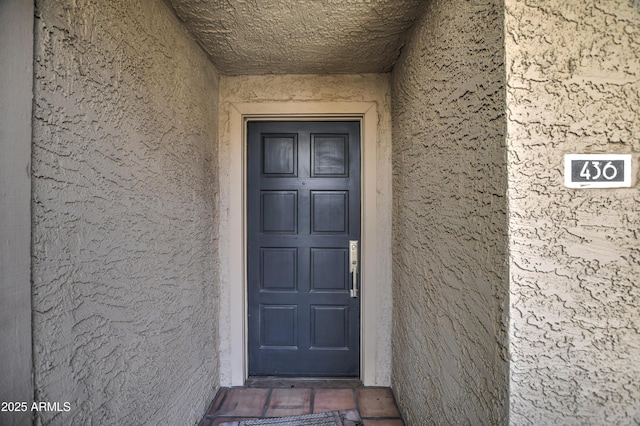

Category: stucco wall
[218, 74, 393, 386]
[506, 1, 640, 424]
[32, 1, 220, 424]
[0, 1, 34, 425]
[166, 0, 423, 75]
[390, 0, 509, 424]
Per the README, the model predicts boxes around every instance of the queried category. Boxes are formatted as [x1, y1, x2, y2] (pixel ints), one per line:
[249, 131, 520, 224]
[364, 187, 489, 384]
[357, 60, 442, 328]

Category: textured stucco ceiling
[166, 0, 424, 75]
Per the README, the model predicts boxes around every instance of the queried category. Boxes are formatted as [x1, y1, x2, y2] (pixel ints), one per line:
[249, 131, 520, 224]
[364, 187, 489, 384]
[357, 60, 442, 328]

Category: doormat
[218, 409, 361, 426]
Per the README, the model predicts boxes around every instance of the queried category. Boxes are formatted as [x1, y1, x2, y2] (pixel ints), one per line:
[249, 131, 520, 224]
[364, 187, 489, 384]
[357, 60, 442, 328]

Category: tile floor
[199, 380, 404, 426]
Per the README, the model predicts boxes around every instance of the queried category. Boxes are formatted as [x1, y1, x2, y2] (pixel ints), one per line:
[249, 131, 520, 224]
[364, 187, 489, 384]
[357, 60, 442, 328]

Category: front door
[247, 121, 361, 377]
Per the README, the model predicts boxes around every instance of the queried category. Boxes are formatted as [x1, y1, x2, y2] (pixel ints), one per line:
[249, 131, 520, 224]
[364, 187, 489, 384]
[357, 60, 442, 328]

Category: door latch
[349, 240, 359, 298]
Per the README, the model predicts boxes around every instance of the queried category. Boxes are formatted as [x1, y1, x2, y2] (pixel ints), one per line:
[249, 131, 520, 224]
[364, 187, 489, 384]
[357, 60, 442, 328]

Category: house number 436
[564, 154, 632, 188]
[578, 160, 620, 181]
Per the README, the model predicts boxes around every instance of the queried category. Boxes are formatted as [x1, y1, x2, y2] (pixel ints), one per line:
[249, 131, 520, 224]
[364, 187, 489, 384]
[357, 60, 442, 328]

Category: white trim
[222, 101, 380, 386]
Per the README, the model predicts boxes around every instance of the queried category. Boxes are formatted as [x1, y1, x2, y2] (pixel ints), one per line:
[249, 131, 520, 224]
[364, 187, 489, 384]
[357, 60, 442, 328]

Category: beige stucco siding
[390, 0, 510, 424]
[506, 0, 640, 423]
[31, 0, 220, 424]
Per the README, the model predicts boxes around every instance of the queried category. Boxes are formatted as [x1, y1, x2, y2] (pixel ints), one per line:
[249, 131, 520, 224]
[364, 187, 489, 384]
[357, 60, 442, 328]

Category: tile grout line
[353, 386, 361, 420]
[360, 416, 404, 420]
[199, 387, 228, 425]
[212, 388, 229, 417]
[389, 386, 406, 425]
[261, 387, 274, 418]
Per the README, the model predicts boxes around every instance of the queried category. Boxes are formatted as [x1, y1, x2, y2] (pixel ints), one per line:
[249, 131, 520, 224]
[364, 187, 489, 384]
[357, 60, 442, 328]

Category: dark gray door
[247, 121, 360, 377]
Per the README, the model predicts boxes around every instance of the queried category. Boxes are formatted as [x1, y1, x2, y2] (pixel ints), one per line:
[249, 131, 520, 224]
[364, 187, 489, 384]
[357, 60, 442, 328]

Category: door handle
[349, 240, 359, 298]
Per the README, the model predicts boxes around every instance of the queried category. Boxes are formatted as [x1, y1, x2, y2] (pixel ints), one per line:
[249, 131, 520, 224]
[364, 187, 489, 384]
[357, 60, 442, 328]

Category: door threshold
[245, 377, 362, 388]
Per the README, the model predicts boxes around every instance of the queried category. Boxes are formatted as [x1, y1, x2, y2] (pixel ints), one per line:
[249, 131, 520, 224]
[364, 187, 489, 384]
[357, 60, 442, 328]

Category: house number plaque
[564, 154, 632, 188]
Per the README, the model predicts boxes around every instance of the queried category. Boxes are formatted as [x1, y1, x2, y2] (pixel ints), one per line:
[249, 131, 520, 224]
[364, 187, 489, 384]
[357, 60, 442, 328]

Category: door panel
[310, 305, 349, 349]
[311, 134, 349, 176]
[247, 121, 361, 377]
[311, 191, 348, 233]
[261, 248, 297, 291]
[310, 248, 348, 292]
[261, 191, 297, 233]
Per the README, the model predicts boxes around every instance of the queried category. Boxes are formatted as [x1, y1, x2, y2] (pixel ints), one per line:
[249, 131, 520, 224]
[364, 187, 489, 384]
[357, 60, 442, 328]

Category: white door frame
[220, 101, 381, 386]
